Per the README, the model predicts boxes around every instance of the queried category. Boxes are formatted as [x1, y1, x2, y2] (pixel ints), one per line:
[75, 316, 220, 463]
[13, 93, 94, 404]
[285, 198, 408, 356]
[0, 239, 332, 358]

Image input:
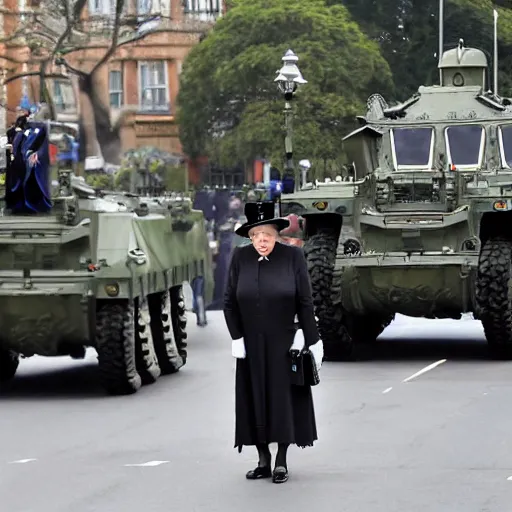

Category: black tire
[170, 285, 188, 365]
[149, 290, 185, 374]
[475, 238, 512, 359]
[95, 301, 142, 395]
[304, 232, 352, 361]
[345, 313, 395, 344]
[134, 298, 161, 385]
[0, 349, 19, 383]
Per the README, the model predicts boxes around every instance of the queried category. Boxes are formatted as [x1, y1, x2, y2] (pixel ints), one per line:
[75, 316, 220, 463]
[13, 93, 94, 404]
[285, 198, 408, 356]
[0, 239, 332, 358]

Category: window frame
[88, 0, 126, 18]
[88, 0, 111, 15]
[52, 79, 76, 113]
[138, 60, 170, 113]
[498, 125, 512, 169]
[444, 124, 485, 170]
[108, 69, 124, 109]
[183, 0, 223, 19]
[389, 126, 435, 171]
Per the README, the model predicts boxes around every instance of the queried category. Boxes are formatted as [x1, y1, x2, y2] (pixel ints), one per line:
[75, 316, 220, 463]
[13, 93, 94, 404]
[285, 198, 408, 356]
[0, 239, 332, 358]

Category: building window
[109, 70, 123, 108]
[183, 0, 222, 20]
[139, 61, 169, 112]
[52, 80, 76, 113]
[137, 0, 152, 15]
[89, 0, 125, 16]
[89, 0, 108, 14]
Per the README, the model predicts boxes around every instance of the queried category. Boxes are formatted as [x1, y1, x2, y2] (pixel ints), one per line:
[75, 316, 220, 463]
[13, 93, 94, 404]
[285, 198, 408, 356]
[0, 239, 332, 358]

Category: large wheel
[95, 301, 142, 395]
[170, 285, 188, 365]
[149, 290, 185, 374]
[0, 348, 19, 383]
[304, 232, 352, 360]
[345, 313, 395, 344]
[134, 298, 161, 385]
[475, 237, 512, 359]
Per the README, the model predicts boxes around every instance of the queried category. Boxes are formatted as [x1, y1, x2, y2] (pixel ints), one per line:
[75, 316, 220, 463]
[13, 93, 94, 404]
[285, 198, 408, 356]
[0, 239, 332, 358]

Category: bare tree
[0, 0, 214, 165]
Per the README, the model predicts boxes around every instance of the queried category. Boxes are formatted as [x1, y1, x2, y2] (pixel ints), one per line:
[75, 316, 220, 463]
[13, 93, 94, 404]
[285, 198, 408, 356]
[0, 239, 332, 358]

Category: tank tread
[96, 302, 142, 395]
[304, 233, 353, 361]
[476, 237, 512, 359]
[0, 349, 19, 383]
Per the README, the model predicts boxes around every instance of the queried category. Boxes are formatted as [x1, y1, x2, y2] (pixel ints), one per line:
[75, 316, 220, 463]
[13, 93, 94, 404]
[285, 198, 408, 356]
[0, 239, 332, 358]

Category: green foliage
[177, 0, 393, 172]
[114, 147, 188, 192]
[85, 173, 113, 189]
[340, 0, 512, 100]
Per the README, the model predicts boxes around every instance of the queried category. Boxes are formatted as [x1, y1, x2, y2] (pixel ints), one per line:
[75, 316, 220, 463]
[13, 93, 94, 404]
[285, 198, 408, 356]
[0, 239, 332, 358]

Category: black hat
[235, 201, 289, 238]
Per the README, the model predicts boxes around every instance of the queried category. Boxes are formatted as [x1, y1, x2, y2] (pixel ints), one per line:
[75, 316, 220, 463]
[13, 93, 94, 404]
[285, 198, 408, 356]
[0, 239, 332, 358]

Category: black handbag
[290, 349, 320, 387]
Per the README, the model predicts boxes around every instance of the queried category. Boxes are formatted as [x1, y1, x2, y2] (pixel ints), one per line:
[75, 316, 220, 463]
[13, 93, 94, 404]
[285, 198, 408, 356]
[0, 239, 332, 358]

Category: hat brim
[235, 218, 290, 238]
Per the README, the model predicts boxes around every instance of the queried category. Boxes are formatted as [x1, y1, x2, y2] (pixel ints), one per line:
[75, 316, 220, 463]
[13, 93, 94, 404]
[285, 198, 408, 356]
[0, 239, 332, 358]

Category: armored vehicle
[280, 38, 512, 360]
[0, 120, 213, 394]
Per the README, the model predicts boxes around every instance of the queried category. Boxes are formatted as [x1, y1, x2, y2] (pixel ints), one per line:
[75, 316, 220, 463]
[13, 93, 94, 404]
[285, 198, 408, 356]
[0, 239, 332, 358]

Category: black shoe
[272, 466, 289, 483]
[246, 466, 272, 480]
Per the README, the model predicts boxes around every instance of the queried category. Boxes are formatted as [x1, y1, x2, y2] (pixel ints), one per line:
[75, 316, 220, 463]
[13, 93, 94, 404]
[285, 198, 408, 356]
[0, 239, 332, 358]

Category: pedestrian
[223, 201, 323, 484]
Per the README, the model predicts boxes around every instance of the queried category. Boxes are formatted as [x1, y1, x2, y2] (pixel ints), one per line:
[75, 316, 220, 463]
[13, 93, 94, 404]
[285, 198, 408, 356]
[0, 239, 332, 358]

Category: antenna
[439, 0, 444, 84]
[493, 8, 498, 95]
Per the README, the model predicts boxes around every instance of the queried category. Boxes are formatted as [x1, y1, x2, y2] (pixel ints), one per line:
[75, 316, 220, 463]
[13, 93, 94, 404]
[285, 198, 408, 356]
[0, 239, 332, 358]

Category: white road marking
[507, 476, 512, 481]
[9, 459, 37, 464]
[402, 359, 447, 383]
[382, 387, 393, 394]
[124, 460, 169, 467]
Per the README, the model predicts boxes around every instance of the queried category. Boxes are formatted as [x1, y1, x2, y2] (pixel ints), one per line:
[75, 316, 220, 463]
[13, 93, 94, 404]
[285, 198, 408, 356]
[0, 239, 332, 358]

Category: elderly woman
[224, 201, 323, 484]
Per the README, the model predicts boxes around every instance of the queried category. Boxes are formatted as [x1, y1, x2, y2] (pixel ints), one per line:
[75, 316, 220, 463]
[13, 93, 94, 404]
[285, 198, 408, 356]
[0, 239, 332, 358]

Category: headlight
[494, 200, 509, 211]
[127, 248, 147, 265]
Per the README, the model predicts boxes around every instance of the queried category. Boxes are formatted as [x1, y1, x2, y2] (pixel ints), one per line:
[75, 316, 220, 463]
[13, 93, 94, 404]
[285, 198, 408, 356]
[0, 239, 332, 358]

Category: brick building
[0, 0, 224, 172]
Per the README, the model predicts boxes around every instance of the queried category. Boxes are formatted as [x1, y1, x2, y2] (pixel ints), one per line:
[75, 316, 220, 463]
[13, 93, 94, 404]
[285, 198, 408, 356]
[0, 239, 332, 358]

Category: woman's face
[249, 224, 278, 257]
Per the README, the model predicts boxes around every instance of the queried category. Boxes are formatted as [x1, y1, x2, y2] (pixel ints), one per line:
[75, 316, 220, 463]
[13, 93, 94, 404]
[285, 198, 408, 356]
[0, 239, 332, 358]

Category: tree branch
[52, 0, 88, 58]
[0, 55, 24, 64]
[3, 71, 69, 85]
[90, 0, 125, 74]
[58, 25, 207, 57]
[54, 57, 87, 77]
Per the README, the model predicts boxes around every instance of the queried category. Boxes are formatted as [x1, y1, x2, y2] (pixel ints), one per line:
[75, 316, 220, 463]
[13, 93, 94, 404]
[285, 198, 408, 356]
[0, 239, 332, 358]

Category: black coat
[224, 242, 319, 451]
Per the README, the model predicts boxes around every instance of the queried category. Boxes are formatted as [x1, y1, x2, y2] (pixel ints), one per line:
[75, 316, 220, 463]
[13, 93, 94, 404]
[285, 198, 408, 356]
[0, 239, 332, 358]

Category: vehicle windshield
[445, 125, 484, 167]
[391, 127, 433, 168]
[499, 125, 512, 168]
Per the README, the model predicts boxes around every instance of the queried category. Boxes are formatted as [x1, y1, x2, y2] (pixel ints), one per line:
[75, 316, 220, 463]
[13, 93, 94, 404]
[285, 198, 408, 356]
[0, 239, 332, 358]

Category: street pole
[283, 99, 295, 191]
[275, 49, 307, 195]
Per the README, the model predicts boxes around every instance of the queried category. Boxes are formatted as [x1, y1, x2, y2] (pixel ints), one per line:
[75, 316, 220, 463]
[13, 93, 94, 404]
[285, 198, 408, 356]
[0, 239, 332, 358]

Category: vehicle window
[445, 125, 484, 166]
[499, 125, 512, 167]
[391, 127, 433, 167]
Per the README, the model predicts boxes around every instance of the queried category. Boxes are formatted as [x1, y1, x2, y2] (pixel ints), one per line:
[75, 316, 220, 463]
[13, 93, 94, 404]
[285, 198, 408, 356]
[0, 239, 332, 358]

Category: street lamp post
[274, 49, 307, 193]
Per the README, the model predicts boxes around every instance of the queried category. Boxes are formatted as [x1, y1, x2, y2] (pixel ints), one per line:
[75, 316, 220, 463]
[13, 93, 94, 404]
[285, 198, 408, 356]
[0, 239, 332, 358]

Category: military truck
[280, 38, 512, 361]
[0, 122, 213, 394]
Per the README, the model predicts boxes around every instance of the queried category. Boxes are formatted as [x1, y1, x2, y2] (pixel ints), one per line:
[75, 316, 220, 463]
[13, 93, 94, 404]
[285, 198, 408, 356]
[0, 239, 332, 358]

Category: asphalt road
[1, 310, 512, 512]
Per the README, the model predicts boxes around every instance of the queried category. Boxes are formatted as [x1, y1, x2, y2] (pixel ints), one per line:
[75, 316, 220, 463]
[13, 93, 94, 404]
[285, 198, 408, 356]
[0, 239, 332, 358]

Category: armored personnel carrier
[280, 38, 512, 361]
[0, 120, 213, 394]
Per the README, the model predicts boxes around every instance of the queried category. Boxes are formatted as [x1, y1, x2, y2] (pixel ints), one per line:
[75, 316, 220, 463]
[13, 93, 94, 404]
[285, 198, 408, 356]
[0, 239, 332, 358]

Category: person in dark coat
[223, 201, 323, 484]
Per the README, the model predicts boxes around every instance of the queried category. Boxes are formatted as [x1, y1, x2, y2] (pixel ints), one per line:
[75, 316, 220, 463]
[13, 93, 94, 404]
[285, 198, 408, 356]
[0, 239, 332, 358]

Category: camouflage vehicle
[0, 128, 213, 393]
[280, 38, 512, 360]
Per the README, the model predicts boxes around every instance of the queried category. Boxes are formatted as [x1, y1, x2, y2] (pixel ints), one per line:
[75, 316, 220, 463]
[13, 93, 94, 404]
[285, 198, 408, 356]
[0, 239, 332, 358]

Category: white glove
[309, 340, 324, 371]
[232, 338, 246, 359]
[290, 328, 305, 351]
